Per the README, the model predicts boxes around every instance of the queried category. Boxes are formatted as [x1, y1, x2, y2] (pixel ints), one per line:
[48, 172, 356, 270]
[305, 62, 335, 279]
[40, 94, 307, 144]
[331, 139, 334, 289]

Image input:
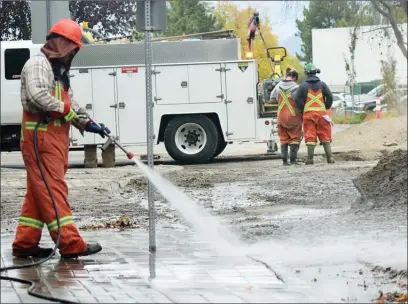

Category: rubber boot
[305, 145, 315, 165]
[280, 144, 289, 165]
[322, 142, 335, 164]
[60, 243, 102, 259]
[13, 247, 55, 259]
[289, 144, 299, 165]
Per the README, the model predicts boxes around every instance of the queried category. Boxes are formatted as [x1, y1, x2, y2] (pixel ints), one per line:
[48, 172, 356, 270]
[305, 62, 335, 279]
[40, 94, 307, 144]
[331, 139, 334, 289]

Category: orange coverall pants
[12, 85, 87, 257]
[303, 111, 332, 146]
[277, 92, 303, 145]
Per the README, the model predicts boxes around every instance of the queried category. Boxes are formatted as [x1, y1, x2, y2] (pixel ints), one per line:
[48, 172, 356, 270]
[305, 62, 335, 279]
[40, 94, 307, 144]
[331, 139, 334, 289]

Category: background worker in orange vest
[270, 67, 302, 165]
[294, 63, 335, 165]
[12, 19, 110, 259]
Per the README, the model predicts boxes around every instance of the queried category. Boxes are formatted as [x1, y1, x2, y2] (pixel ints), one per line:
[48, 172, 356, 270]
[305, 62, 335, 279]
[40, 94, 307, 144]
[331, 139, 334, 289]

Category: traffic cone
[327, 108, 332, 118]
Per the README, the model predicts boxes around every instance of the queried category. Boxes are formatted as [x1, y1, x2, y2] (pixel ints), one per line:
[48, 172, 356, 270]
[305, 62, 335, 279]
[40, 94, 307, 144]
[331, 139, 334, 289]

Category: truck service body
[1, 38, 278, 164]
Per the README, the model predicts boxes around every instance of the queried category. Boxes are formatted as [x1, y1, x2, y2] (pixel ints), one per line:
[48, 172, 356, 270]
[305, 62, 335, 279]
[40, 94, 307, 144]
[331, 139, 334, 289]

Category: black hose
[0, 120, 79, 304]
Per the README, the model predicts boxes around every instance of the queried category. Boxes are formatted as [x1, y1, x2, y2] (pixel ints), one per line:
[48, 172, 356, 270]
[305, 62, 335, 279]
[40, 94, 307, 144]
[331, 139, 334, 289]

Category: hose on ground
[0, 120, 79, 304]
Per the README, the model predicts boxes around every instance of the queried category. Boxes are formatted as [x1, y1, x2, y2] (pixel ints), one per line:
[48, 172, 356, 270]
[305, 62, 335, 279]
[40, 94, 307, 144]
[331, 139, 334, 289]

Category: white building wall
[312, 24, 407, 88]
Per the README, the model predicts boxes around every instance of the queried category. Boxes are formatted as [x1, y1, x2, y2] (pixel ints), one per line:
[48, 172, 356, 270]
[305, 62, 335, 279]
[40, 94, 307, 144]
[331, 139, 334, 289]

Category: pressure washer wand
[87, 117, 134, 160]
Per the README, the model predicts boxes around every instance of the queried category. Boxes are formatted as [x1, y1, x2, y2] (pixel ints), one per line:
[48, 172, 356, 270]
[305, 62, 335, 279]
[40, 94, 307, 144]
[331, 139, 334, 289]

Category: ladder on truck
[258, 31, 287, 118]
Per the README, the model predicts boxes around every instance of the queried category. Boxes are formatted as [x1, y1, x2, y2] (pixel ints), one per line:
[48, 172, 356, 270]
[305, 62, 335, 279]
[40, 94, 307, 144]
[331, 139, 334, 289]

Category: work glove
[48, 104, 78, 122]
[85, 121, 111, 138]
[62, 108, 78, 123]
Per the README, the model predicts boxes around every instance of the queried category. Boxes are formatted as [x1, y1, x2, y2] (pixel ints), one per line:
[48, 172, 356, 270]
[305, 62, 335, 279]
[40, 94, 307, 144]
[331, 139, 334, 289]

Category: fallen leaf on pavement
[374, 291, 408, 303]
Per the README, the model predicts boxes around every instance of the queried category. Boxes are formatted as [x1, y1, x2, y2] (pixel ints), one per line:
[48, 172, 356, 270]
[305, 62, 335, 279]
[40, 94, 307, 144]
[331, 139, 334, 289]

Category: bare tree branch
[370, 0, 407, 59]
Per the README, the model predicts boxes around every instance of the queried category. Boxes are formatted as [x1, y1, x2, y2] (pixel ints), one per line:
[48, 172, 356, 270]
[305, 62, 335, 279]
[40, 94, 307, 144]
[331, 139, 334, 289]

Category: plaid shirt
[20, 53, 89, 131]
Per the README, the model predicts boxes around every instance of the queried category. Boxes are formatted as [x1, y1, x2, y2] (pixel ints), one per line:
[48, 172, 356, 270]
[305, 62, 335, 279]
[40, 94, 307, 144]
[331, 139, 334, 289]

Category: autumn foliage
[213, 1, 304, 81]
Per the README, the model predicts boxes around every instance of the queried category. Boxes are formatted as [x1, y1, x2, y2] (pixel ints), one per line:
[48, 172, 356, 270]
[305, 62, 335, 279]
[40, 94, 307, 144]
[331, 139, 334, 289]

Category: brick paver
[1, 228, 308, 303]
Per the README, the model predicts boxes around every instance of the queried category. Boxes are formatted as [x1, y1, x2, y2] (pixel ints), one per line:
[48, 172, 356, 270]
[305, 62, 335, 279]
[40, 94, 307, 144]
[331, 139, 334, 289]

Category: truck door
[92, 68, 118, 145]
[154, 65, 189, 105]
[69, 68, 95, 146]
[188, 63, 223, 104]
[224, 62, 257, 140]
[116, 67, 147, 144]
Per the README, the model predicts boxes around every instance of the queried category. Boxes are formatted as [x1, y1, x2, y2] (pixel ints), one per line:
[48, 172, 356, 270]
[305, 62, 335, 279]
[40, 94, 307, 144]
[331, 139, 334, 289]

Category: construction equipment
[257, 30, 288, 118]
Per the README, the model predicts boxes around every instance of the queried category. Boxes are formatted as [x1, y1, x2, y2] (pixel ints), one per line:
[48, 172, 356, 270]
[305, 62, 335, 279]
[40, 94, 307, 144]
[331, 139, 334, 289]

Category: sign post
[137, 0, 166, 278]
[376, 96, 381, 119]
[143, 0, 156, 255]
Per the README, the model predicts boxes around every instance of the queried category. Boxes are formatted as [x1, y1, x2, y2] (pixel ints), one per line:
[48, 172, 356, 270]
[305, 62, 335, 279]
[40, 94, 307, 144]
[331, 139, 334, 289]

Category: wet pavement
[2, 220, 407, 303]
[2, 228, 310, 304]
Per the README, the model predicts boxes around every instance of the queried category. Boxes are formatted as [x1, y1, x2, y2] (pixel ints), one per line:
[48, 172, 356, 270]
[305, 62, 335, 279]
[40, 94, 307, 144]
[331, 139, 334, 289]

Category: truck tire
[164, 115, 219, 164]
[213, 140, 228, 158]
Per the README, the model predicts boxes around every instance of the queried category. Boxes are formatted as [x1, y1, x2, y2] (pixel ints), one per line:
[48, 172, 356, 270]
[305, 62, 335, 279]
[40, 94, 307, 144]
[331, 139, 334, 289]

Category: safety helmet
[286, 67, 299, 80]
[304, 62, 320, 75]
[49, 19, 83, 48]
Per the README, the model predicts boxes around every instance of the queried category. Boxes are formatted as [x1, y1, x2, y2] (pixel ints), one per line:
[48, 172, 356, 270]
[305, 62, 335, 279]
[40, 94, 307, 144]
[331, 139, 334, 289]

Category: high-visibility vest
[304, 89, 326, 113]
[277, 90, 297, 116]
[21, 81, 72, 140]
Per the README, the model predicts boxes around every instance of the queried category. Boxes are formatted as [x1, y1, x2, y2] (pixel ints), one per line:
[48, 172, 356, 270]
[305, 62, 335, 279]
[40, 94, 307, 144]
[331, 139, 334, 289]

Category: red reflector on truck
[265, 120, 270, 125]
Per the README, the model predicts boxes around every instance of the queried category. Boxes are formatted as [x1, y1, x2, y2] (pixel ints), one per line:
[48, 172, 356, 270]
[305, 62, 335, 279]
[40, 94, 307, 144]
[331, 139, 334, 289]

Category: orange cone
[327, 108, 332, 118]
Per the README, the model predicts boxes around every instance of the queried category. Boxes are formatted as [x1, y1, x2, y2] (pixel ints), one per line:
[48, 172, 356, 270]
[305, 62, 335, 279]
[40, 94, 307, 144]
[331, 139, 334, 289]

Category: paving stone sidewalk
[1, 228, 312, 303]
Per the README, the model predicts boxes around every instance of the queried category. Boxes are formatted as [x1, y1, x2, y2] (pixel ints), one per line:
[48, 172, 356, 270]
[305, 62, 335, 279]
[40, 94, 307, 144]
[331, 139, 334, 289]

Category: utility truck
[1, 30, 286, 164]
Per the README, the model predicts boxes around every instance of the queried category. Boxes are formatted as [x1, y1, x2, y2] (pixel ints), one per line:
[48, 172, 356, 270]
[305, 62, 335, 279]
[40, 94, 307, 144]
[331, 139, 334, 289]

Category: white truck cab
[1, 39, 278, 164]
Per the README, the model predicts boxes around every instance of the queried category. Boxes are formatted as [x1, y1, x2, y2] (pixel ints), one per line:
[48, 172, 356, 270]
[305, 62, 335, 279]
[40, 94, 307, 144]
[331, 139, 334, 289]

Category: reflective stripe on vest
[47, 216, 75, 232]
[20, 81, 64, 139]
[277, 90, 296, 116]
[304, 91, 326, 112]
[55, 81, 62, 101]
[24, 120, 62, 131]
[18, 216, 44, 230]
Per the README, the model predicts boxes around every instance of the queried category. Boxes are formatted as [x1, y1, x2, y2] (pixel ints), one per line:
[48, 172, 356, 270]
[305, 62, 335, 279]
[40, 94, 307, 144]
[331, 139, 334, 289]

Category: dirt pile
[353, 149, 407, 208]
[333, 114, 407, 153]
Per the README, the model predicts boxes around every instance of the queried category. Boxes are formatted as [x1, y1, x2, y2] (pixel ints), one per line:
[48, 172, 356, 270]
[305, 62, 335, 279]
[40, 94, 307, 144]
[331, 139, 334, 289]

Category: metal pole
[144, 0, 156, 253]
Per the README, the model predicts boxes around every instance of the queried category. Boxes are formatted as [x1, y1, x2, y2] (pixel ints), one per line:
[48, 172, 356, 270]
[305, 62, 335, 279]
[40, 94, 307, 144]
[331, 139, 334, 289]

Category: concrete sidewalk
[1, 228, 311, 304]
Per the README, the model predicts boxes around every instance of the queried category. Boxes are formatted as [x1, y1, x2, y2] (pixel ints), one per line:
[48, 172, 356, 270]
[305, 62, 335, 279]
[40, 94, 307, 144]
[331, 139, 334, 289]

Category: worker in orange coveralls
[294, 63, 335, 165]
[269, 67, 302, 165]
[12, 19, 110, 259]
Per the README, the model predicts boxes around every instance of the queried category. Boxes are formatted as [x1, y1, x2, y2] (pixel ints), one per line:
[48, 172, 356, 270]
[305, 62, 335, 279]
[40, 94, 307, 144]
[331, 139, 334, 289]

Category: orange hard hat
[49, 19, 83, 48]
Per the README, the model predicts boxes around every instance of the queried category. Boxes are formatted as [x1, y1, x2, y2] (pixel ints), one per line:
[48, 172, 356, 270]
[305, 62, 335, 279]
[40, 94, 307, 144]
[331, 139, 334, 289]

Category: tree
[69, 1, 137, 37]
[0, 1, 31, 41]
[214, 1, 304, 81]
[295, 1, 376, 62]
[0, 1, 138, 41]
[165, 0, 221, 36]
[370, 0, 407, 59]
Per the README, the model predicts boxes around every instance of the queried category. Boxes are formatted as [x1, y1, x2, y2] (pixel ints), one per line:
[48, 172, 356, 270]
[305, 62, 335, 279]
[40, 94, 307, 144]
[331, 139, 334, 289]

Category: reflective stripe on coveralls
[302, 89, 332, 146]
[12, 81, 87, 257]
[304, 92, 326, 112]
[277, 90, 302, 145]
[277, 91, 296, 116]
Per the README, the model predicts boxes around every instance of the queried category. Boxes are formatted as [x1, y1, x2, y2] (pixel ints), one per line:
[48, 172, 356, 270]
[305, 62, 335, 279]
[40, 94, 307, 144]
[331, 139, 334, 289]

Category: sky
[215, 1, 309, 56]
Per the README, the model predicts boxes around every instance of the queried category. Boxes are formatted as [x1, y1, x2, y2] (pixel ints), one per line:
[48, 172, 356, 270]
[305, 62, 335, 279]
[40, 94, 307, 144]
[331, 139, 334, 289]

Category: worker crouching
[270, 68, 302, 165]
[295, 63, 335, 165]
[12, 19, 110, 259]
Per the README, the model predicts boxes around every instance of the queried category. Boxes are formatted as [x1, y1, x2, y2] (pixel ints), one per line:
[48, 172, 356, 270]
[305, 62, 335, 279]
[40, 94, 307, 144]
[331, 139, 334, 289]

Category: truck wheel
[213, 140, 228, 158]
[164, 115, 219, 164]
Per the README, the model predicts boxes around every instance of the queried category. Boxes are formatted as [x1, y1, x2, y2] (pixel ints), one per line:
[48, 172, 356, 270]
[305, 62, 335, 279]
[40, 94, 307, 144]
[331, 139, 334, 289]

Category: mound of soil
[333, 115, 407, 153]
[353, 149, 407, 208]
